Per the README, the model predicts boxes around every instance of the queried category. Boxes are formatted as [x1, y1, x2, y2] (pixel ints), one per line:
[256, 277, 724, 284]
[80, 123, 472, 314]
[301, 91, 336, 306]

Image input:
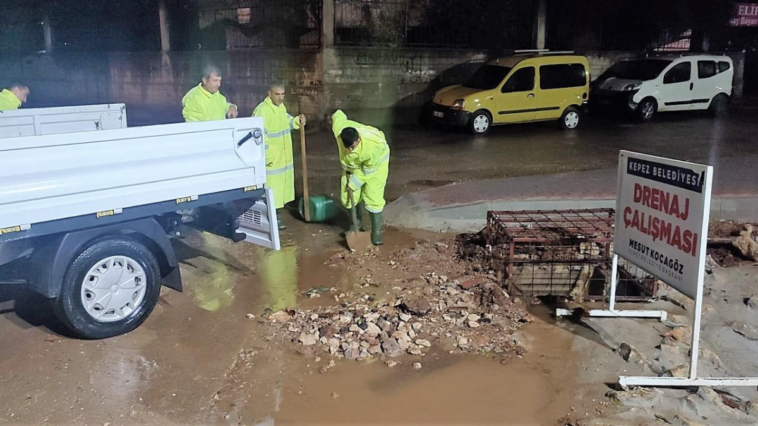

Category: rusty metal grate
[484, 209, 656, 301]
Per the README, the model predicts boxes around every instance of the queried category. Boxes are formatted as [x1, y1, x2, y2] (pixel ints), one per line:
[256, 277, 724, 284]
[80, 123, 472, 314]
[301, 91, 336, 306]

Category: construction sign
[614, 151, 713, 299]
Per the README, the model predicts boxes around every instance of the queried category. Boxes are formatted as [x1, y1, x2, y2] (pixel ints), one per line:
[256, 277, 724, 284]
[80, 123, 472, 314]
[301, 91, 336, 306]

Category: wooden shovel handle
[300, 123, 311, 222]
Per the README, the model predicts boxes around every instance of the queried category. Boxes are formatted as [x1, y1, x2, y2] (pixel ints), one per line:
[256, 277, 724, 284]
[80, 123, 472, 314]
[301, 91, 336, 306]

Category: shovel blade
[346, 230, 372, 252]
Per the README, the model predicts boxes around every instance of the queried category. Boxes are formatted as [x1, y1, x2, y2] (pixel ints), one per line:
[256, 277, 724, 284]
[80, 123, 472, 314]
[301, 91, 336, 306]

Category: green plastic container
[298, 195, 340, 223]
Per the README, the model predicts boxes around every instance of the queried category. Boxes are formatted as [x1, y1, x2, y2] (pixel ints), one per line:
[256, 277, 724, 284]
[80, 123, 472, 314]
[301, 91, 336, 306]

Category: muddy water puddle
[220, 310, 579, 426]
[0, 228, 582, 425]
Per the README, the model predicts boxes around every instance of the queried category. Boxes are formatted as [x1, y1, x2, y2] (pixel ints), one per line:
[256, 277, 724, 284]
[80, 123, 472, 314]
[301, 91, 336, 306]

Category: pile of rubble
[265, 271, 532, 365]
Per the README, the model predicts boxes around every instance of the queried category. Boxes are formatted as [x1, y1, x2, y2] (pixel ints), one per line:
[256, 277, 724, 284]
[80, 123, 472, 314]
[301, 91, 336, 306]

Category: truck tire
[53, 236, 161, 339]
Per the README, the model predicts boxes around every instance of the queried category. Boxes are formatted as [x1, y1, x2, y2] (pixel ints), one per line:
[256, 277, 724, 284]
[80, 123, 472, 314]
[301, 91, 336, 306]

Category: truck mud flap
[238, 187, 281, 251]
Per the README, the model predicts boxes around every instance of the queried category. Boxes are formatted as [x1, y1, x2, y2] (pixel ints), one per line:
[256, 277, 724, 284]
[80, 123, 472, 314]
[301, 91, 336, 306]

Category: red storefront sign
[731, 3, 758, 27]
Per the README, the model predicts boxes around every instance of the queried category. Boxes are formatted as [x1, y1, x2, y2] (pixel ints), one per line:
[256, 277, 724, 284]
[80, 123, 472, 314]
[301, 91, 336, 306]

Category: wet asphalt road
[292, 106, 758, 203]
[1, 106, 758, 424]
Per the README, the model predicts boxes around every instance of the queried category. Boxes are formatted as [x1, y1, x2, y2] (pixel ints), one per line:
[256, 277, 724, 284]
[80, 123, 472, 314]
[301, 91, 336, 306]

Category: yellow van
[429, 53, 590, 134]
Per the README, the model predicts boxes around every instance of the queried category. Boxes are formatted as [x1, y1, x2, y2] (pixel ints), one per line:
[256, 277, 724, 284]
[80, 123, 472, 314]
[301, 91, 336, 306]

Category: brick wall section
[0, 49, 745, 125]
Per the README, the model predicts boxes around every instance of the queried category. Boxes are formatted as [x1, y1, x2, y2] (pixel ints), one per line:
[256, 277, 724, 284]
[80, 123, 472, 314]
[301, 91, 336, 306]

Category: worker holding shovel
[253, 82, 306, 230]
[330, 110, 390, 246]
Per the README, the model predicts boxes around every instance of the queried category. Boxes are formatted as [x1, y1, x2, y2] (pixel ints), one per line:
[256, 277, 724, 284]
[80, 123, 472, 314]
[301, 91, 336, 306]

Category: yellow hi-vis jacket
[181, 84, 230, 122]
[0, 89, 22, 111]
[331, 110, 390, 213]
[253, 97, 301, 209]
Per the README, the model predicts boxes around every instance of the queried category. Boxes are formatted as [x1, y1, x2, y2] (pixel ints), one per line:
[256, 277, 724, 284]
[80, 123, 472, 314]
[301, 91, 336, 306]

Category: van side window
[663, 62, 691, 84]
[698, 61, 717, 79]
[718, 61, 731, 73]
[539, 64, 586, 90]
[502, 67, 535, 93]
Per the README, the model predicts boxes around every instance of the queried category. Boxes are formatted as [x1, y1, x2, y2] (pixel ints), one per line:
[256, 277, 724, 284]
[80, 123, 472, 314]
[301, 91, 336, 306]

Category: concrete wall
[321, 47, 488, 110]
[1, 50, 323, 124]
[0, 49, 745, 125]
[1, 48, 488, 125]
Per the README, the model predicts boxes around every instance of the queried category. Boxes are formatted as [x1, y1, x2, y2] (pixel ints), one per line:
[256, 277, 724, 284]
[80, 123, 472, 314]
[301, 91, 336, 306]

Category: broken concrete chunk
[344, 348, 359, 360]
[319, 325, 337, 339]
[400, 297, 432, 316]
[298, 333, 318, 346]
[268, 310, 294, 322]
[732, 225, 758, 261]
[382, 339, 402, 358]
[415, 339, 432, 347]
[397, 338, 411, 350]
[460, 277, 487, 290]
[413, 362, 422, 370]
[364, 322, 382, 337]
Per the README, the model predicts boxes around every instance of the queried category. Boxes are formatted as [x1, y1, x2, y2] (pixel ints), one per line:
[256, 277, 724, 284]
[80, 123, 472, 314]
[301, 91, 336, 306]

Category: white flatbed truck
[0, 107, 279, 339]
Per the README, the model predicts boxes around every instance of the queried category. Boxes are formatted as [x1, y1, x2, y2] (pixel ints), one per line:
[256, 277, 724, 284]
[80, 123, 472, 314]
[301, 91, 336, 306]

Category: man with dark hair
[181, 65, 238, 122]
[330, 110, 390, 245]
[0, 82, 30, 111]
[253, 82, 306, 230]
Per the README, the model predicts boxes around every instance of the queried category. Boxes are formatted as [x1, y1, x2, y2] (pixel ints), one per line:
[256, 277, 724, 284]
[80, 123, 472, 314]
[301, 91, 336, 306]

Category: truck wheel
[709, 94, 729, 118]
[636, 98, 657, 122]
[560, 107, 581, 130]
[53, 236, 161, 339]
[468, 110, 492, 135]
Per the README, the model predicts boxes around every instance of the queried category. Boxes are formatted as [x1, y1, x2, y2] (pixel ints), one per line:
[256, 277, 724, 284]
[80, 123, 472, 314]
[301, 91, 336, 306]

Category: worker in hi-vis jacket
[181, 65, 238, 122]
[330, 110, 390, 246]
[253, 82, 306, 230]
[0, 82, 29, 111]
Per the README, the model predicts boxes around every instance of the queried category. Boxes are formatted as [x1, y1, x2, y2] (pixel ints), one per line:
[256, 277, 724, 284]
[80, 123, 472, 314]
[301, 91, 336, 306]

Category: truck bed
[0, 104, 127, 138]
[0, 118, 267, 235]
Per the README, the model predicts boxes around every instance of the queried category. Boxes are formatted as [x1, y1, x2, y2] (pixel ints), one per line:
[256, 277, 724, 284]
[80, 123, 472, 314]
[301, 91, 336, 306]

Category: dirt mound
[266, 239, 531, 363]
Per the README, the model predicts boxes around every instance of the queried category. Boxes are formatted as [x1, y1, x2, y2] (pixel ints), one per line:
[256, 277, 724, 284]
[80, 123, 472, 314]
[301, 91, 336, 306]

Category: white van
[591, 55, 733, 121]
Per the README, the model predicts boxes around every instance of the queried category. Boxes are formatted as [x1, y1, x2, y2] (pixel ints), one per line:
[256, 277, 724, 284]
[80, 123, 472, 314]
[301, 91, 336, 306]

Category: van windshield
[464, 65, 511, 90]
[602, 59, 673, 81]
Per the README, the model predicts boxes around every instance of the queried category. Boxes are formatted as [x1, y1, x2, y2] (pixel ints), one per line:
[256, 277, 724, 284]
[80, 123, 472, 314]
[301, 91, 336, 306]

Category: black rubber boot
[277, 209, 286, 230]
[357, 202, 367, 232]
[369, 212, 383, 246]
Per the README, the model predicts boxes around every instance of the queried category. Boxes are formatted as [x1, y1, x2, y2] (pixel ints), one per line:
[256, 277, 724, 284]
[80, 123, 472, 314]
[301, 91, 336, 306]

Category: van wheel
[53, 236, 161, 339]
[560, 107, 581, 130]
[709, 94, 729, 118]
[636, 98, 657, 122]
[468, 111, 491, 135]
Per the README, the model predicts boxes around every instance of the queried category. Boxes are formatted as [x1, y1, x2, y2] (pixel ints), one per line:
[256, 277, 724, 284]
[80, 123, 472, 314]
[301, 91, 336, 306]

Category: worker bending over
[0, 82, 30, 111]
[330, 110, 390, 246]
